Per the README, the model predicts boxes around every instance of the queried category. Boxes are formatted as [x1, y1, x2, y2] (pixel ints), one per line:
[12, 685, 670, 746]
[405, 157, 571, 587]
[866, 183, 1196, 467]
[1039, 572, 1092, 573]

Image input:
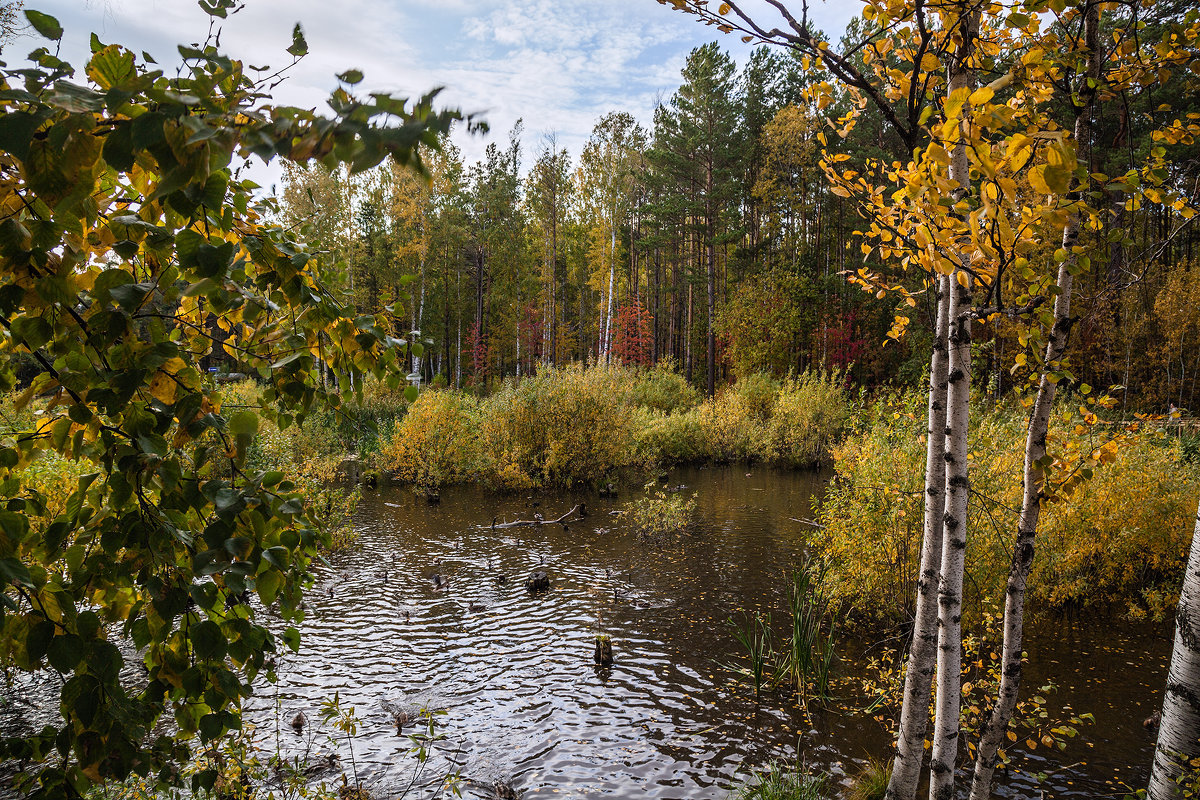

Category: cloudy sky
[17, 0, 857, 188]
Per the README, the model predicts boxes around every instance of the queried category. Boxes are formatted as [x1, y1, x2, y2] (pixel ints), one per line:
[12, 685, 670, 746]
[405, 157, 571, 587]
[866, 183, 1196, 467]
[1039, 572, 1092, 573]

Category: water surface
[247, 467, 1170, 799]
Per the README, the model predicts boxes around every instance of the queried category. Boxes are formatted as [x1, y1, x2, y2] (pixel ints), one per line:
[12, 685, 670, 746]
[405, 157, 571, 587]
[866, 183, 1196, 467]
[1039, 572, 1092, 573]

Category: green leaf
[287, 23, 308, 57]
[0, 557, 32, 586]
[0, 112, 45, 163]
[338, 69, 363, 85]
[25, 10, 63, 41]
[47, 634, 85, 672]
[199, 713, 223, 742]
[228, 410, 259, 437]
[87, 45, 137, 91]
[190, 620, 226, 661]
[256, 570, 282, 605]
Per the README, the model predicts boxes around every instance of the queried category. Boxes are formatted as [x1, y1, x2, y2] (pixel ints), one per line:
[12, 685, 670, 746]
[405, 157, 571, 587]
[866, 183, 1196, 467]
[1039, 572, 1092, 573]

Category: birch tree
[1150, 499, 1200, 799]
[578, 112, 645, 361]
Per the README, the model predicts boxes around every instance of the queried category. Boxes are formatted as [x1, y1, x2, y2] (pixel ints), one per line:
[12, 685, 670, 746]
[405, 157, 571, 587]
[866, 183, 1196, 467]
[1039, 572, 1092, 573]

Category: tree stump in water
[525, 570, 550, 593]
[594, 635, 613, 666]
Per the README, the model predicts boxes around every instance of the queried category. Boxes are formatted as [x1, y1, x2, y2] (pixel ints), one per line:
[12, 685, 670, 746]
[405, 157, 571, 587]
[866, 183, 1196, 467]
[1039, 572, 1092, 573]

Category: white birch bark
[1148, 500, 1200, 799]
[886, 273, 951, 800]
[929, 11, 979, 794]
[603, 221, 616, 361]
[412, 252, 425, 378]
[929, 268, 972, 800]
[967, 7, 1100, 796]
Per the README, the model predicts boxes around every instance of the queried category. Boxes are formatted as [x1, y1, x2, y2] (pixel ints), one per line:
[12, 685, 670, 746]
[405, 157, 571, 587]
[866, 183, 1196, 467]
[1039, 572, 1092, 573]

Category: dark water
[244, 468, 1172, 800]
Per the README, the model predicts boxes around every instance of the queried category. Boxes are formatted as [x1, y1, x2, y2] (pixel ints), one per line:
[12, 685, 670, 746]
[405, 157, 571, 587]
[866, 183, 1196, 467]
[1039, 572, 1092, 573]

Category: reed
[777, 558, 837, 703]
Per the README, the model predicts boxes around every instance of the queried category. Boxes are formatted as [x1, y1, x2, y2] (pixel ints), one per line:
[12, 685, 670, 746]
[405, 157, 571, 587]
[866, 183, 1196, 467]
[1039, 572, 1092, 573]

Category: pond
[245, 467, 1172, 799]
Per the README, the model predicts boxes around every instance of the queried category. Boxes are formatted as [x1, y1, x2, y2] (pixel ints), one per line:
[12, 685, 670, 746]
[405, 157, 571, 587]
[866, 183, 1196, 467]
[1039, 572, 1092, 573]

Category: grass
[726, 611, 775, 697]
[730, 762, 829, 800]
[845, 758, 890, 800]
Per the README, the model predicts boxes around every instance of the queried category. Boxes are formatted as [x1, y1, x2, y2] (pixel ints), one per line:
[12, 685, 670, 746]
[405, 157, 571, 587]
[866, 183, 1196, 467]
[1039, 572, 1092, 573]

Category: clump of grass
[845, 758, 890, 800]
[730, 761, 829, 800]
[722, 559, 840, 704]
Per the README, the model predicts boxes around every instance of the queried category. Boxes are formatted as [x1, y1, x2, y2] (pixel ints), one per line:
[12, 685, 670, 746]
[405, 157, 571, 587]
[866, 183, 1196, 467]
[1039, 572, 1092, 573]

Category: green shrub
[735, 372, 781, 421]
[625, 358, 701, 413]
[634, 408, 707, 464]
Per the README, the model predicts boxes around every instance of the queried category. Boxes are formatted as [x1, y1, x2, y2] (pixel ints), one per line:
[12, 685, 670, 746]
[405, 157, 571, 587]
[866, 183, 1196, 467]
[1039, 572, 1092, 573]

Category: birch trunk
[1148, 499, 1200, 799]
[928, 12, 979, 793]
[929, 268, 972, 800]
[967, 7, 1100, 796]
[886, 273, 951, 800]
[603, 221, 616, 361]
[412, 253, 425, 377]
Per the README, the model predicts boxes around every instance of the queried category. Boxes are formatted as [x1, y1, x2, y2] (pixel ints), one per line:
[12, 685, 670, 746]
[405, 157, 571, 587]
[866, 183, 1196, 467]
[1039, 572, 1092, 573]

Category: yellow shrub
[377, 390, 480, 488]
[478, 364, 640, 488]
[694, 390, 764, 462]
[621, 483, 697, 537]
[767, 371, 850, 467]
[817, 393, 1200, 623]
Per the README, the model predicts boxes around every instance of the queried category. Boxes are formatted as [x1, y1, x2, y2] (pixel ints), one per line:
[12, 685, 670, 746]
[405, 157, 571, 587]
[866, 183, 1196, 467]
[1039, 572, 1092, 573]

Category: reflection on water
[245, 468, 1171, 799]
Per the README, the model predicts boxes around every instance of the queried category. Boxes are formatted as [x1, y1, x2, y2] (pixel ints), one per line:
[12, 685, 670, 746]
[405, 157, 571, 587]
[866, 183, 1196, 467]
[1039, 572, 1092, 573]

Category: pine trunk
[886, 273, 951, 800]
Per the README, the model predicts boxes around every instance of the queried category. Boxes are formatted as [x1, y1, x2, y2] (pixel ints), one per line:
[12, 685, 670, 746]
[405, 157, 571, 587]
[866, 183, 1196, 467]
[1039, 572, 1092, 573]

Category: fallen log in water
[488, 504, 585, 529]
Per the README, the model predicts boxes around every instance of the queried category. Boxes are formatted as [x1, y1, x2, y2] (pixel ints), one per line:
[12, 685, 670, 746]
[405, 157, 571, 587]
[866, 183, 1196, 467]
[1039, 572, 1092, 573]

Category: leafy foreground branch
[0, 4, 477, 797]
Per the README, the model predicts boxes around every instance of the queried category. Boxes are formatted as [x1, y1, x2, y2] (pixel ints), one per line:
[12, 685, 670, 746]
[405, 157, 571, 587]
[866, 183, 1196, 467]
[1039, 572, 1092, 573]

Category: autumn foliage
[816, 394, 1200, 623]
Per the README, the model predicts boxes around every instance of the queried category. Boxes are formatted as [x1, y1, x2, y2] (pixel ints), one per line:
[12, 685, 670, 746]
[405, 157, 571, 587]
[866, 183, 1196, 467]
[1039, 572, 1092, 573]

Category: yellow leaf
[1028, 164, 1052, 195]
[969, 87, 995, 106]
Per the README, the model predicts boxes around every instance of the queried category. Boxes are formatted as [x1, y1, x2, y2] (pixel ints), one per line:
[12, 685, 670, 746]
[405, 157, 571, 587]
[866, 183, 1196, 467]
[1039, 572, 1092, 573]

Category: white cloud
[20, 0, 858, 188]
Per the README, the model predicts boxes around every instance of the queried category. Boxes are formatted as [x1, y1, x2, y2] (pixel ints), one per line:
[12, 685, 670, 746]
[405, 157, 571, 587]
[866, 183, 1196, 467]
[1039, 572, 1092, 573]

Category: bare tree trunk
[968, 6, 1100, 796]
[412, 250, 425, 377]
[1149, 499, 1200, 799]
[886, 273, 951, 800]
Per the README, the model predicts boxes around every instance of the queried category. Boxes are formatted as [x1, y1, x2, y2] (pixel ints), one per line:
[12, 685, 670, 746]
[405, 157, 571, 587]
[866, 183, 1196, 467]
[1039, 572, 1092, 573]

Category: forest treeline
[275, 17, 1200, 411]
